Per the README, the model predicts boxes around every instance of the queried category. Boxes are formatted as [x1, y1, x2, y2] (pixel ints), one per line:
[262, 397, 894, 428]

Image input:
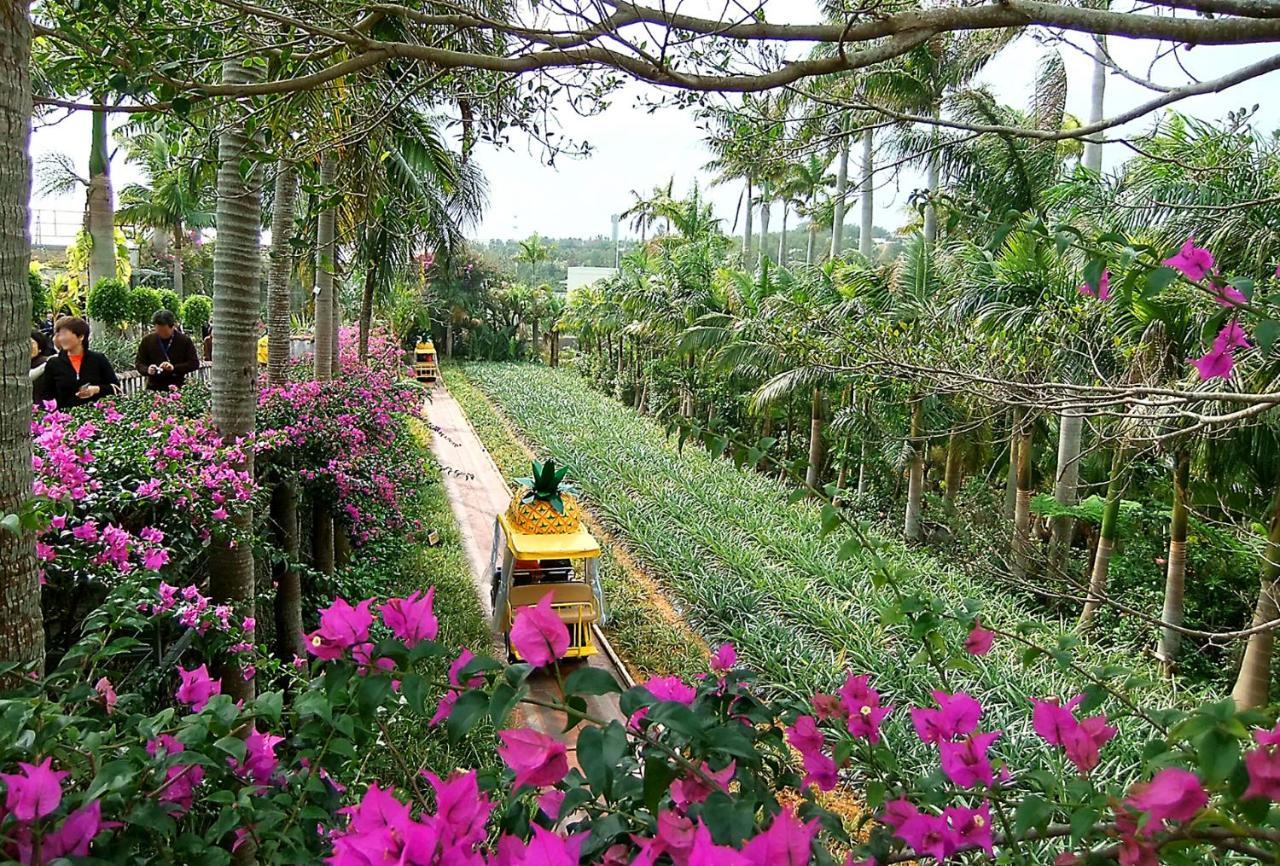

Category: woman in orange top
[38, 317, 120, 409]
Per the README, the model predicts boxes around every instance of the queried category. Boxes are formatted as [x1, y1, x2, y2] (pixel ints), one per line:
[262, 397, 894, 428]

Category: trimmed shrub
[130, 287, 164, 325]
[181, 294, 213, 332]
[86, 277, 132, 328]
[29, 266, 49, 324]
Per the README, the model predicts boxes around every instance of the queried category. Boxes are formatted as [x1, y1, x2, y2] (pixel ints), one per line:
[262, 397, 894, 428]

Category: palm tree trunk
[271, 475, 304, 662]
[334, 524, 351, 569]
[1013, 417, 1034, 577]
[831, 137, 849, 259]
[1049, 410, 1085, 569]
[267, 162, 297, 386]
[859, 129, 875, 259]
[86, 104, 116, 289]
[777, 203, 788, 265]
[944, 427, 964, 504]
[1004, 408, 1020, 520]
[358, 250, 376, 363]
[1083, 35, 1107, 174]
[1232, 486, 1280, 709]
[758, 196, 771, 265]
[805, 387, 825, 491]
[172, 225, 185, 299]
[923, 105, 941, 246]
[445, 320, 454, 358]
[1079, 447, 1126, 632]
[1157, 449, 1190, 676]
[0, 7, 45, 671]
[742, 176, 753, 265]
[208, 58, 261, 706]
[806, 223, 816, 265]
[313, 155, 337, 382]
[904, 396, 925, 541]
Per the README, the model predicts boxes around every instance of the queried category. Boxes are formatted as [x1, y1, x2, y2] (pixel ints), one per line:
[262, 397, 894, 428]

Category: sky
[28, 3, 1280, 247]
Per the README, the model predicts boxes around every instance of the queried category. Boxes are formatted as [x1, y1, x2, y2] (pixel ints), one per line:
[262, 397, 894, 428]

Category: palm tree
[786, 154, 834, 265]
[208, 57, 262, 705]
[115, 121, 216, 298]
[313, 154, 338, 383]
[0, 3, 44, 669]
[513, 234, 553, 284]
[266, 162, 298, 387]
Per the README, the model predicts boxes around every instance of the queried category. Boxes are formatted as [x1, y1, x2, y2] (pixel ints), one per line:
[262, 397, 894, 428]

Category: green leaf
[1197, 729, 1240, 784]
[576, 725, 611, 795]
[1144, 267, 1178, 296]
[1082, 257, 1106, 293]
[0, 514, 19, 537]
[489, 681, 524, 726]
[1014, 794, 1053, 835]
[564, 666, 622, 697]
[85, 759, 138, 800]
[446, 690, 489, 743]
[642, 755, 677, 814]
[1255, 319, 1280, 355]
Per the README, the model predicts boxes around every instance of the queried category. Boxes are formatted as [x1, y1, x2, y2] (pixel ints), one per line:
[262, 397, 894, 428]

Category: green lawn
[452, 361, 1181, 783]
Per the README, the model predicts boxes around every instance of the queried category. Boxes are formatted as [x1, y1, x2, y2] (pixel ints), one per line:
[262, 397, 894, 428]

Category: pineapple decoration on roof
[509, 459, 581, 535]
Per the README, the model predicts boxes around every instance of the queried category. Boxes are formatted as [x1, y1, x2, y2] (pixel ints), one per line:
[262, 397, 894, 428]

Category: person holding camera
[136, 309, 201, 391]
[40, 316, 119, 409]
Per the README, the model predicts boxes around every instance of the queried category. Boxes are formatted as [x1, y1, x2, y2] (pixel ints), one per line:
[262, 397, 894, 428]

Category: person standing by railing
[135, 310, 201, 391]
[39, 317, 120, 409]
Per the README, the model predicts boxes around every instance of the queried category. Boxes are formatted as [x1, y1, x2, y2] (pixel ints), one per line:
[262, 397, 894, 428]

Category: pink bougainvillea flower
[1125, 767, 1208, 824]
[94, 676, 117, 713]
[786, 715, 838, 792]
[1078, 269, 1111, 301]
[812, 692, 843, 721]
[380, 588, 438, 648]
[965, 621, 995, 656]
[1063, 714, 1117, 776]
[538, 788, 566, 821]
[1219, 319, 1253, 351]
[689, 821, 750, 866]
[710, 642, 737, 675]
[945, 802, 994, 856]
[1163, 237, 1215, 282]
[741, 806, 818, 866]
[631, 810, 697, 866]
[234, 728, 284, 785]
[509, 595, 570, 667]
[497, 728, 569, 790]
[838, 674, 892, 744]
[1244, 724, 1280, 801]
[670, 761, 736, 810]
[1210, 280, 1248, 308]
[1, 757, 68, 822]
[1030, 695, 1085, 746]
[142, 548, 170, 571]
[41, 800, 107, 860]
[911, 691, 981, 744]
[891, 808, 955, 863]
[644, 675, 697, 705]
[430, 648, 486, 727]
[305, 598, 375, 660]
[1193, 345, 1235, 380]
[520, 825, 586, 866]
[175, 663, 220, 712]
[423, 769, 492, 849]
[939, 730, 1002, 789]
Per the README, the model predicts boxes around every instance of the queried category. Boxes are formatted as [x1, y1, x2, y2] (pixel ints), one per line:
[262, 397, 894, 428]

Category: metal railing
[115, 362, 212, 398]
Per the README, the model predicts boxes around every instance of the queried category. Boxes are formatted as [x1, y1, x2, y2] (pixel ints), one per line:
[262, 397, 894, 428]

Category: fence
[115, 362, 212, 398]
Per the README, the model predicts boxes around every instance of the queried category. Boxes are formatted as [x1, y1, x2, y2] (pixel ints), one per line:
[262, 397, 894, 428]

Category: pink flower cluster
[304, 593, 438, 667]
[0, 758, 110, 862]
[1030, 694, 1117, 776]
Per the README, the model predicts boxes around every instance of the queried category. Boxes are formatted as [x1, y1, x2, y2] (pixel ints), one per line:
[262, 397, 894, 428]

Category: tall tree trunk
[859, 129, 875, 259]
[531, 319, 540, 363]
[904, 396, 925, 541]
[758, 196, 771, 265]
[1083, 35, 1107, 175]
[777, 203, 788, 265]
[1004, 409, 1020, 520]
[1232, 487, 1280, 709]
[334, 525, 351, 569]
[1013, 417, 1034, 577]
[944, 427, 964, 505]
[831, 137, 849, 259]
[923, 105, 940, 246]
[445, 320, 454, 358]
[86, 105, 116, 289]
[806, 223, 816, 265]
[805, 387, 825, 491]
[209, 57, 261, 707]
[1157, 449, 1190, 676]
[312, 501, 334, 576]
[1079, 447, 1126, 632]
[0, 5, 44, 671]
[358, 250, 375, 363]
[742, 176, 753, 266]
[172, 225, 185, 299]
[267, 162, 297, 386]
[271, 476, 304, 662]
[1049, 411, 1085, 569]
[313, 155, 337, 382]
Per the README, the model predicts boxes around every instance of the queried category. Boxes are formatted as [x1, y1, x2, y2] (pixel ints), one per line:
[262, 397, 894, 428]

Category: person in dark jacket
[136, 309, 201, 391]
[30, 331, 55, 403]
[40, 316, 119, 409]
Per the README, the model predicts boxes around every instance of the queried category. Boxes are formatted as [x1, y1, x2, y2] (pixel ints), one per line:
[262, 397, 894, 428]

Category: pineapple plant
[509, 459, 581, 534]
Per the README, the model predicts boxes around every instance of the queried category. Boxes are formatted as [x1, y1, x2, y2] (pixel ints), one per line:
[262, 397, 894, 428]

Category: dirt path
[424, 384, 624, 746]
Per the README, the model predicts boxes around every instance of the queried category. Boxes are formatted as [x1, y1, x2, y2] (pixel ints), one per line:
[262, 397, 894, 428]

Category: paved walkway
[424, 383, 623, 746]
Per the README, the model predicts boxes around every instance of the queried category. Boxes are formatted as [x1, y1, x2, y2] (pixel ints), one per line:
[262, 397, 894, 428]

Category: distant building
[565, 266, 618, 295]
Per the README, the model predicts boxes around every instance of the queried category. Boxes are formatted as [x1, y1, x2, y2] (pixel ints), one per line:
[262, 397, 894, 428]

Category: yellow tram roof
[497, 512, 601, 560]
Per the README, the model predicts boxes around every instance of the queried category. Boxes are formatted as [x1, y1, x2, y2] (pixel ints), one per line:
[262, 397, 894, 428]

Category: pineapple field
[447, 362, 1188, 783]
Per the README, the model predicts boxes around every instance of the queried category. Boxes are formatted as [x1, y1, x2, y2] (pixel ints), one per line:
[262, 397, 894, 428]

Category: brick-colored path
[424, 384, 623, 747]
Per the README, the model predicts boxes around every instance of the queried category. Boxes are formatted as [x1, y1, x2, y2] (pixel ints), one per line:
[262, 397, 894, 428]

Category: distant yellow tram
[414, 340, 439, 384]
